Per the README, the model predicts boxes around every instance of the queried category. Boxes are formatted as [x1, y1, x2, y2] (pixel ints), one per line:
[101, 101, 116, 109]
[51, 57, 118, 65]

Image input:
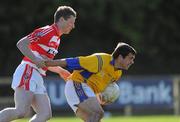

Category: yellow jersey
[65, 53, 122, 94]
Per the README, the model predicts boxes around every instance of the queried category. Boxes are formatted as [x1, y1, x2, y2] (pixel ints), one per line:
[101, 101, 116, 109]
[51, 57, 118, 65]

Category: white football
[100, 82, 120, 104]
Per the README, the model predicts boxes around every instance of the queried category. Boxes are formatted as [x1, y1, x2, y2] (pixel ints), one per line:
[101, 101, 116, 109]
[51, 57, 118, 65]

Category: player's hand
[96, 93, 111, 105]
[58, 68, 71, 81]
[33, 57, 46, 68]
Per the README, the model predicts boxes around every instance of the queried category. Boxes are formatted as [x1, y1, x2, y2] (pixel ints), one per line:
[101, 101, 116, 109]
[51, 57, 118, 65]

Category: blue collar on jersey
[110, 59, 115, 66]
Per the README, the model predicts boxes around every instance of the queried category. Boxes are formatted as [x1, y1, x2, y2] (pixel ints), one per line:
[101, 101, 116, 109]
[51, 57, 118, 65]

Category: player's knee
[88, 110, 104, 121]
[47, 112, 52, 120]
[42, 111, 52, 120]
[16, 110, 27, 119]
[96, 109, 104, 119]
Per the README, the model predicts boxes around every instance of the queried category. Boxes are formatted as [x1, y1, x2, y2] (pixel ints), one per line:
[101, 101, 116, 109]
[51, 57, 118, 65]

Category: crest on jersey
[35, 32, 45, 37]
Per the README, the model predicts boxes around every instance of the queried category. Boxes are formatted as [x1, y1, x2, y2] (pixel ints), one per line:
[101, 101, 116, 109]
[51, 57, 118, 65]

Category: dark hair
[112, 42, 137, 59]
[54, 6, 76, 23]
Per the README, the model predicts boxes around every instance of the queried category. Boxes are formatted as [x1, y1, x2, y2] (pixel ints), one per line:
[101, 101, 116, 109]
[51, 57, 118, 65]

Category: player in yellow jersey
[45, 42, 136, 122]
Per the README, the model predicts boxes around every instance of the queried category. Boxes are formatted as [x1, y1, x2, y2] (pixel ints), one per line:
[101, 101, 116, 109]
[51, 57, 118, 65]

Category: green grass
[13, 116, 180, 122]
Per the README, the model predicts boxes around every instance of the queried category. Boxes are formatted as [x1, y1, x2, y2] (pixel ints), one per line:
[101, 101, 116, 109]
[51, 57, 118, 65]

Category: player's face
[60, 15, 76, 34]
[116, 53, 135, 70]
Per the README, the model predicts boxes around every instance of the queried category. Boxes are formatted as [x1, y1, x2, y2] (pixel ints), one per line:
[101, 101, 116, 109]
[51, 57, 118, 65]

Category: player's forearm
[45, 59, 67, 67]
[47, 57, 82, 70]
[16, 37, 37, 62]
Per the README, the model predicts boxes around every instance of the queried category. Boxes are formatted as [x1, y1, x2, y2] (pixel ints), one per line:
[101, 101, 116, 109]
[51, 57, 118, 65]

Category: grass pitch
[13, 115, 180, 122]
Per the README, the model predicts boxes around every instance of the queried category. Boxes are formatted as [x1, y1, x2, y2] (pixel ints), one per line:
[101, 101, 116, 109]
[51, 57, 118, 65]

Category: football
[98, 82, 120, 105]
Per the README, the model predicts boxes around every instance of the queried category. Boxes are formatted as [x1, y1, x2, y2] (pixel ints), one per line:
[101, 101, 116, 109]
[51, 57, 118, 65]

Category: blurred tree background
[0, 0, 180, 76]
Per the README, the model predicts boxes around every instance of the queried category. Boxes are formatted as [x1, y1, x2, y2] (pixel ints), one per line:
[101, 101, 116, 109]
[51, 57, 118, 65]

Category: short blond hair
[54, 6, 76, 23]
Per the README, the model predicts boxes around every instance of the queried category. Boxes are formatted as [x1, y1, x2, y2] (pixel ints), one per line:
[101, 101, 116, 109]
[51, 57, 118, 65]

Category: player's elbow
[16, 37, 29, 50]
[16, 39, 24, 50]
[16, 40, 22, 50]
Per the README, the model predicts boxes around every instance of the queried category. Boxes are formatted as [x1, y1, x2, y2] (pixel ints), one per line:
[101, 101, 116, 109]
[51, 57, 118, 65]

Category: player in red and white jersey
[0, 6, 76, 122]
[23, 23, 63, 76]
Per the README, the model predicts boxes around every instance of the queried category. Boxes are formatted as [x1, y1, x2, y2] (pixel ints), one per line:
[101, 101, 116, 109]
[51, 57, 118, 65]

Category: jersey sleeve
[65, 55, 103, 73]
[115, 70, 122, 81]
[26, 29, 42, 42]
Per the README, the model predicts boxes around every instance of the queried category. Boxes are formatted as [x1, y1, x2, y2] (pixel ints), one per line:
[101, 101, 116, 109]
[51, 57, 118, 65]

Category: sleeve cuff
[66, 57, 82, 70]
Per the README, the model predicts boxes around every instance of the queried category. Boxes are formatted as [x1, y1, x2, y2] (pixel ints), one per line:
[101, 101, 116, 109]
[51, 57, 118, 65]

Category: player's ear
[59, 17, 65, 22]
[118, 54, 123, 60]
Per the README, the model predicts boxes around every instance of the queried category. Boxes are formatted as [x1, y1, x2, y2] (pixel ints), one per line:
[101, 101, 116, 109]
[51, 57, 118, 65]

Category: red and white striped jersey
[22, 24, 61, 76]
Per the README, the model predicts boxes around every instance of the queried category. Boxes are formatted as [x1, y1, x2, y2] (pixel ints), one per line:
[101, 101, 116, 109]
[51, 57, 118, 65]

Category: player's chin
[125, 67, 129, 70]
[64, 32, 69, 34]
[64, 30, 72, 34]
[122, 66, 128, 70]
[125, 65, 131, 70]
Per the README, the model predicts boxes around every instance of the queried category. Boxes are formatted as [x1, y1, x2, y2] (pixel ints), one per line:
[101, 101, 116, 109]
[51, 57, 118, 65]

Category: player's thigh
[12, 63, 47, 94]
[31, 93, 52, 115]
[65, 80, 103, 114]
[14, 88, 34, 112]
[78, 97, 104, 114]
[30, 69, 51, 114]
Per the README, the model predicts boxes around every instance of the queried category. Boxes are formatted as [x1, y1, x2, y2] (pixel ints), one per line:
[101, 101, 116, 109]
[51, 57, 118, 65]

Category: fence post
[173, 77, 180, 116]
[124, 105, 132, 116]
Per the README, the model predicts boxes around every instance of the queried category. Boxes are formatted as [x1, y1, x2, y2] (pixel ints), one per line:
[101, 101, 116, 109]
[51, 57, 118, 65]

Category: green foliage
[0, 0, 180, 75]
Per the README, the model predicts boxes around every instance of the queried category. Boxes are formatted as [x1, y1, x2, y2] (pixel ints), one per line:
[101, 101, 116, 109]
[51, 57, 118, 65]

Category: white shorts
[65, 80, 96, 113]
[11, 63, 46, 94]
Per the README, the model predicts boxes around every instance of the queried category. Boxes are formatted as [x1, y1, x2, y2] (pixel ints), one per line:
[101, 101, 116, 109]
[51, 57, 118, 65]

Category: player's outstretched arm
[45, 59, 67, 67]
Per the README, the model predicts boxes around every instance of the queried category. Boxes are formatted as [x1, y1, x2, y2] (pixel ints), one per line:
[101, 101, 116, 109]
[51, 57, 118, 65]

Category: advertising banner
[107, 76, 173, 110]
[44, 76, 173, 111]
